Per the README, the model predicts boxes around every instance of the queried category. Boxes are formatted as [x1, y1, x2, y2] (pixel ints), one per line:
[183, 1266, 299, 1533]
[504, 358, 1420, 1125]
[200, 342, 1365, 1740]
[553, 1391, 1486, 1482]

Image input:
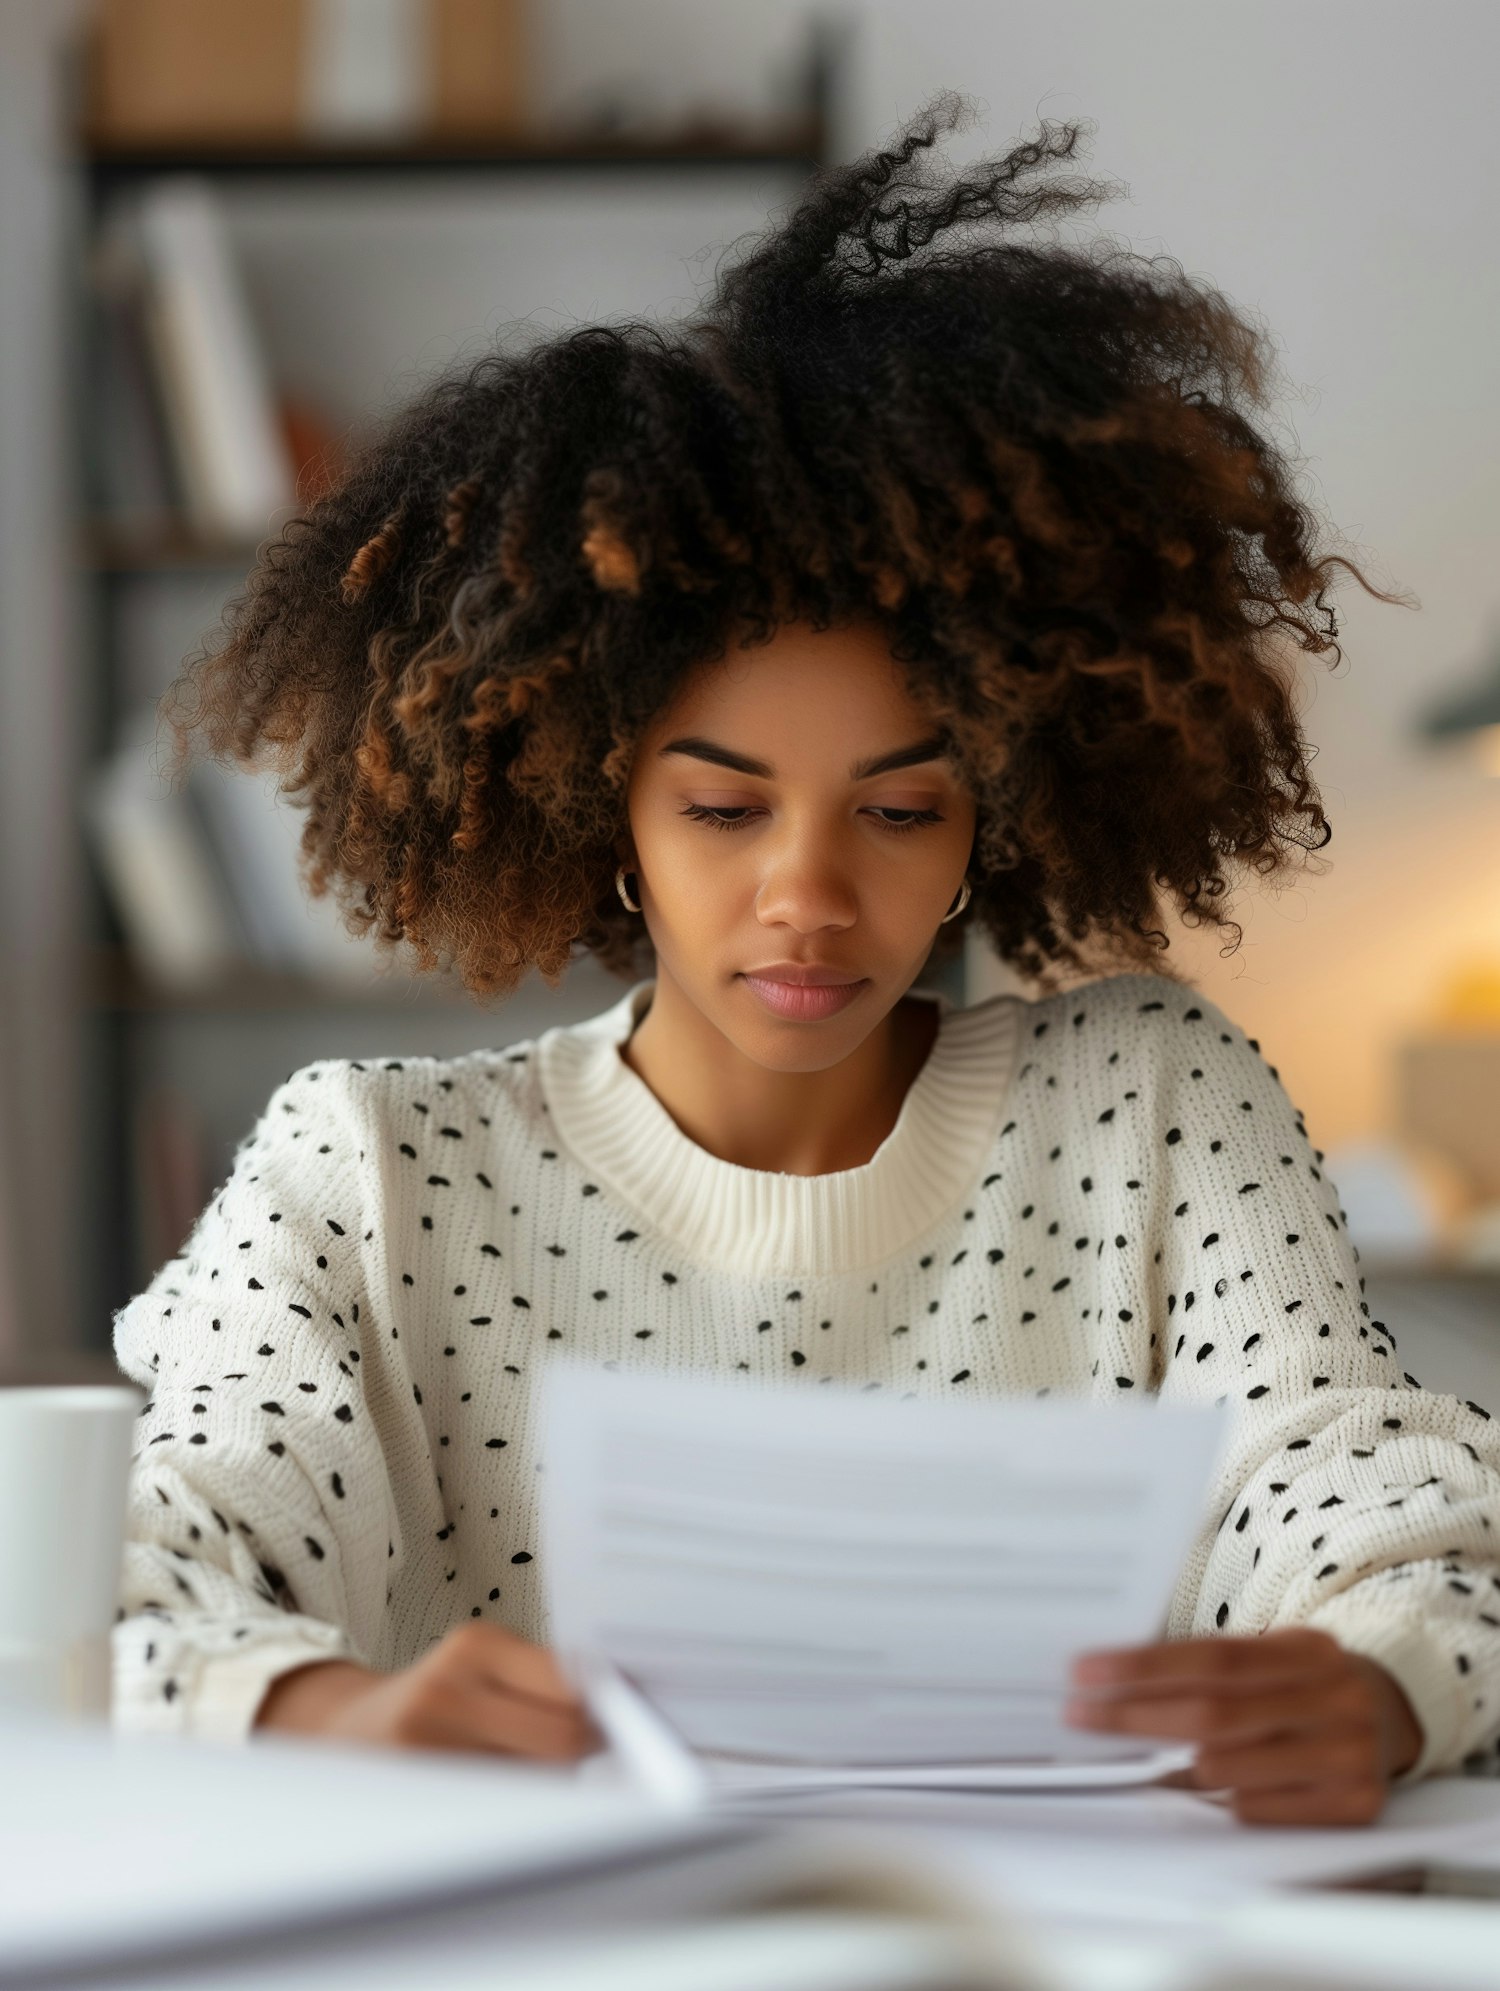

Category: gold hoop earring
[940, 876, 972, 924]
[615, 865, 642, 913]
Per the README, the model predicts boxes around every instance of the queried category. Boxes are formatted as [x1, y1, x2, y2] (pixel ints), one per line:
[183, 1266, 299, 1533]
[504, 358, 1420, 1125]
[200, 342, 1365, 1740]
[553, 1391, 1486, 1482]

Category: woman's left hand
[1063, 1626, 1424, 1826]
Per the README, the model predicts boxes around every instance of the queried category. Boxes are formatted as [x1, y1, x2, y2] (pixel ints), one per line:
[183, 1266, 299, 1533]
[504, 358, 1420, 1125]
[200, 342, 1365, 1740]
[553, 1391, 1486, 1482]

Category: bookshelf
[81, 527, 262, 572]
[84, 946, 481, 1013]
[79, 119, 826, 189]
[71, 41, 840, 1352]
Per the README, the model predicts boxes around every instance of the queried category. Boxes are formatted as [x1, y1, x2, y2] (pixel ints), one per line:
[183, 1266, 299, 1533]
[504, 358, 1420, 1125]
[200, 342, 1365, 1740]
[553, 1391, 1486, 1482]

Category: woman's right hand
[252, 1621, 604, 1762]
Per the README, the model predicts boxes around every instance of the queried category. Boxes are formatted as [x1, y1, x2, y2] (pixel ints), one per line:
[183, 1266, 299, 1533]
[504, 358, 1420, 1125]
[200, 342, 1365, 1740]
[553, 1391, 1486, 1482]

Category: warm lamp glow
[1476, 724, 1500, 777]
[1437, 962, 1500, 1028]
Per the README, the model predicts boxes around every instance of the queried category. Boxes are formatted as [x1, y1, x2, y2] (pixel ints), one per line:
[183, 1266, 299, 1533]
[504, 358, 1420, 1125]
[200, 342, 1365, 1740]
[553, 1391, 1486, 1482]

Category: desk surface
[10, 1715, 1500, 1991]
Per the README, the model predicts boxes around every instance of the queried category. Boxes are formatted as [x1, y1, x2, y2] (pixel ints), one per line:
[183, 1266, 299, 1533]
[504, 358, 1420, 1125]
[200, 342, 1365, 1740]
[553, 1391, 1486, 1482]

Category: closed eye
[679, 804, 944, 835]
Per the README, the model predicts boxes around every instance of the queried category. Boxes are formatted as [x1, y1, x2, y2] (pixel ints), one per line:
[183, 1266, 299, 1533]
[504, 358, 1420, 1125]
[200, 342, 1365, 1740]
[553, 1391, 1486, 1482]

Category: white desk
[7, 1715, 1500, 1991]
[794, 1776, 1500, 1989]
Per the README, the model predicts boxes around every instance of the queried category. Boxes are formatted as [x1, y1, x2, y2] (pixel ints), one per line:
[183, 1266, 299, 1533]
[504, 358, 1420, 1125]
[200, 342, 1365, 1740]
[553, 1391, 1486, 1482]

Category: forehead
[647, 620, 932, 746]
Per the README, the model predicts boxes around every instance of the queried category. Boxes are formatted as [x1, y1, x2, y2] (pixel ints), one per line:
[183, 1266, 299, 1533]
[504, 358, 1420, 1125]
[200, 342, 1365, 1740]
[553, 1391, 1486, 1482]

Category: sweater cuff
[188, 1637, 359, 1745]
[1304, 1594, 1466, 1783]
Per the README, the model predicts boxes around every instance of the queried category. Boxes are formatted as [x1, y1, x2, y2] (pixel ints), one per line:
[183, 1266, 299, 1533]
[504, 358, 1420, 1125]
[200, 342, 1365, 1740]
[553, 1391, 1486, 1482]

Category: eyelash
[679, 804, 944, 836]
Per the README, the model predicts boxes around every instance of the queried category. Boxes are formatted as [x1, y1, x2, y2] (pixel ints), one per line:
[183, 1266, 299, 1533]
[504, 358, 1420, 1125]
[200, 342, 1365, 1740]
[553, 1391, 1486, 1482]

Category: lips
[743, 965, 863, 987]
[739, 968, 868, 1021]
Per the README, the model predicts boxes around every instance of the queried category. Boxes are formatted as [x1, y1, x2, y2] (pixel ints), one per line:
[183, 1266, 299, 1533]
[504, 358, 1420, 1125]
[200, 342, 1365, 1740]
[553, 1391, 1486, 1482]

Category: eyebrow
[658, 734, 951, 781]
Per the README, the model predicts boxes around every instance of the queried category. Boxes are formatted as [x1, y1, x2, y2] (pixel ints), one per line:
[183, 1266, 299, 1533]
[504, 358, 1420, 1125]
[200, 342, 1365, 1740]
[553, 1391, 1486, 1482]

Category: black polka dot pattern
[108, 972, 1500, 1776]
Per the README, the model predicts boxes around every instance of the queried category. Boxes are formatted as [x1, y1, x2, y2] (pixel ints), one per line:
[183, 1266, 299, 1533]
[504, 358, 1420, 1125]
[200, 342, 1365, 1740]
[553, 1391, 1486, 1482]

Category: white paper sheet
[0, 1716, 727, 1978]
[540, 1365, 1230, 1799]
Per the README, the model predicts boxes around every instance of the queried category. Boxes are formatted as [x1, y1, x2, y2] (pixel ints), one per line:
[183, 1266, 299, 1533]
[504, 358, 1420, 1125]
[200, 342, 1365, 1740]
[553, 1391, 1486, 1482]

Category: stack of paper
[539, 1365, 1231, 1803]
[0, 1718, 1044, 1989]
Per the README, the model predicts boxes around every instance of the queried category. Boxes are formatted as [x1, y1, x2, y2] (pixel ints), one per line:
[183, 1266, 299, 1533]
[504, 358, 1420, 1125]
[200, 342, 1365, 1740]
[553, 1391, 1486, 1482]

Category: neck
[620, 968, 939, 1176]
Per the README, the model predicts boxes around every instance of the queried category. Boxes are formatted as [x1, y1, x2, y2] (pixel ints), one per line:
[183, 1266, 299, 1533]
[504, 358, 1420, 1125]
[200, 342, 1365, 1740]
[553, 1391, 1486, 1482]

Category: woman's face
[623, 619, 978, 1074]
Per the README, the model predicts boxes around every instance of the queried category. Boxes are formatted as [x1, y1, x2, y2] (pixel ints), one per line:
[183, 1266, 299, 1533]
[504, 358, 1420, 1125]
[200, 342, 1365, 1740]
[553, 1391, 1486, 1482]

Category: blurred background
[1, 0, 1498, 1396]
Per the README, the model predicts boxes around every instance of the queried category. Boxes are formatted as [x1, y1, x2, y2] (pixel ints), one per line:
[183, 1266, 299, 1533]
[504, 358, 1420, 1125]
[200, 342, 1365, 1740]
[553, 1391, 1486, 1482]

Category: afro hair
[159, 91, 1402, 1001]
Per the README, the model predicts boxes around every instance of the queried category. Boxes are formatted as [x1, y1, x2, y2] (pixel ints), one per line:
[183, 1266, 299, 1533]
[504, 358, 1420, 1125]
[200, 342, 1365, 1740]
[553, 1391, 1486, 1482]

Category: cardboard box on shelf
[81, 0, 531, 148]
[83, 0, 306, 145]
[432, 0, 530, 138]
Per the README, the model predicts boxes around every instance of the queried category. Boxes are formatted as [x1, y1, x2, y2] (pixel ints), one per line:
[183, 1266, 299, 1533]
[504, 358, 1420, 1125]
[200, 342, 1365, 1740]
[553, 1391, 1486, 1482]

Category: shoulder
[951, 968, 1258, 1075]
[244, 1030, 551, 1166]
[1015, 969, 1223, 1028]
[996, 970, 1296, 1131]
[1015, 971, 1265, 1067]
[284, 1034, 550, 1141]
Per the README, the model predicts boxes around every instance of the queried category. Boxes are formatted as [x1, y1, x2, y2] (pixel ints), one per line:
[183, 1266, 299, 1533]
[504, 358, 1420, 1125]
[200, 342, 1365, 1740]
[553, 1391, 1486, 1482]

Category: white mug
[0, 1384, 144, 1722]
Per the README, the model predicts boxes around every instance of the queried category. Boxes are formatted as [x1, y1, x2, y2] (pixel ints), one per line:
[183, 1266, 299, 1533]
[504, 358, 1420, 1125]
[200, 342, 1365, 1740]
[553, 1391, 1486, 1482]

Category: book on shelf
[80, 706, 249, 990]
[87, 221, 185, 533]
[88, 176, 298, 543]
[82, 700, 375, 994]
[189, 751, 380, 989]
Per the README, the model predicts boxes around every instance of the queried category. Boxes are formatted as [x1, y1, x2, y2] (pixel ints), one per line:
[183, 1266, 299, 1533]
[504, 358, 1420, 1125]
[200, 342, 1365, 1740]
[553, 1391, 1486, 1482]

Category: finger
[1190, 1731, 1379, 1794]
[1069, 1628, 1344, 1695]
[449, 1685, 603, 1761]
[1065, 1680, 1367, 1746]
[1154, 1766, 1201, 1791]
[1232, 1780, 1388, 1829]
[454, 1626, 588, 1711]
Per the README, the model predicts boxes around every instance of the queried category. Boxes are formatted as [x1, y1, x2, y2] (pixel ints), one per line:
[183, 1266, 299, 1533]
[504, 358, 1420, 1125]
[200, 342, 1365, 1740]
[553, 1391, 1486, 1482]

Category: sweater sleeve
[1133, 988, 1500, 1782]
[110, 1059, 395, 1742]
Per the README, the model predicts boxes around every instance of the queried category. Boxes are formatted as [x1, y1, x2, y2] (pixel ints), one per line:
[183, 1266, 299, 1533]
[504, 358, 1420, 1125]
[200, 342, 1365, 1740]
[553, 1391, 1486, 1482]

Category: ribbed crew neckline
[535, 980, 1021, 1277]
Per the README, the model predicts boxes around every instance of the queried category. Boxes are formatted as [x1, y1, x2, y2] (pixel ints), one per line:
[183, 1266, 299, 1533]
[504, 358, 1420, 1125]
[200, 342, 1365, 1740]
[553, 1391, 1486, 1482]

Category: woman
[112, 99, 1500, 1825]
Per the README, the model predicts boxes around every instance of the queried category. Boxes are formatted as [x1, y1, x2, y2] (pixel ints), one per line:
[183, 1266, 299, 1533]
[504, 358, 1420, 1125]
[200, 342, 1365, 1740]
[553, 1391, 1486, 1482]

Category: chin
[743, 1030, 865, 1076]
[723, 977, 889, 1074]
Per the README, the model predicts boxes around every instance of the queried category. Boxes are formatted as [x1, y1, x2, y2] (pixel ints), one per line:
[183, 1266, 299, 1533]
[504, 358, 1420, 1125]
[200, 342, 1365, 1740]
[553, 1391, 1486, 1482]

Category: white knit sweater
[111, 971, 1500, 1779]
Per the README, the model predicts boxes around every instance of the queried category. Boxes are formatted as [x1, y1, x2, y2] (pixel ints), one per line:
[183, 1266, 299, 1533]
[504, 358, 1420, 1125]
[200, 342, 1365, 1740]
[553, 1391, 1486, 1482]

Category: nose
[753, 829, 858, 934]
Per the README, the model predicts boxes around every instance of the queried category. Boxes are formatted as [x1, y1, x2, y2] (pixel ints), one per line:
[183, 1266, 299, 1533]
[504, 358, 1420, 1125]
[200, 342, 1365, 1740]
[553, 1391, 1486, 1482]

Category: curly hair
[160, 92, 1404, 1003]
